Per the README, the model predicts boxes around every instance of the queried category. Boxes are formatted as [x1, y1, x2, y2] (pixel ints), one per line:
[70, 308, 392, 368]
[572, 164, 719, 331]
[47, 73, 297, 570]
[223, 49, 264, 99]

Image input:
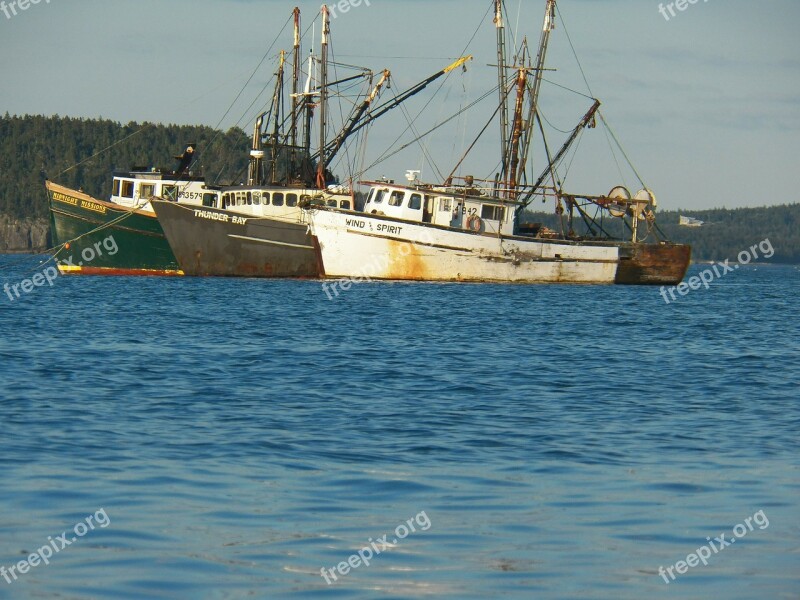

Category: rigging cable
[359, 86, 497, 178]
[555, 2, 645, 190]
[358, 2, 492, 178]
[597, 111, 646, 189]
[199, 13, 293, 183]
[53, 126, 152, 179]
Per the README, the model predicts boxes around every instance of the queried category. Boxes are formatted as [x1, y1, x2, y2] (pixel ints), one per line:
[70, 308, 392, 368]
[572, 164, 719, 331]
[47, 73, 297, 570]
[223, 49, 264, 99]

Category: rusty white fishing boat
[305, 0, 691, 285]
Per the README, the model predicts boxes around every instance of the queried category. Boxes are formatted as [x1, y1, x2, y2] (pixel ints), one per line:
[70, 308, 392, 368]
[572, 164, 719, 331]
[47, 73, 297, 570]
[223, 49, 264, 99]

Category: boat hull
[151, 200, 320, 277]
[47, 182, 182, 276]
[307, 208, 690, 285]
[615, 243, 693, 285]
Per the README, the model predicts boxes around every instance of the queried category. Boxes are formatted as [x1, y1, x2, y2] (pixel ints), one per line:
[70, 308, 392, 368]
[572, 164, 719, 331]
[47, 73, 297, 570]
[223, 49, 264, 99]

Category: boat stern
[614, 243, 692, 285]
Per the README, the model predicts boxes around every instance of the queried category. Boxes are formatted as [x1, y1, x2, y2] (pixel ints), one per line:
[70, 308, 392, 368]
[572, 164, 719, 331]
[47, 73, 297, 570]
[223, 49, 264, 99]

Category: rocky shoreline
[0, 214, 50, 253]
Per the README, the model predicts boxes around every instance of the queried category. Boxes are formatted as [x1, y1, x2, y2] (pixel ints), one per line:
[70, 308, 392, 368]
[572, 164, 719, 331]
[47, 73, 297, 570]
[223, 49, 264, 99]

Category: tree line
[523, 203, 800, 264]
[1, 114, 797, 262]
[0, 114, 250, 219]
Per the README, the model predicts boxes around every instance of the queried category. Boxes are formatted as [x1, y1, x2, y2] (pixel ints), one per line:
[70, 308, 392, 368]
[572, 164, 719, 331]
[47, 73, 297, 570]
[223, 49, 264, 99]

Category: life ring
[466, 214, 482, 232]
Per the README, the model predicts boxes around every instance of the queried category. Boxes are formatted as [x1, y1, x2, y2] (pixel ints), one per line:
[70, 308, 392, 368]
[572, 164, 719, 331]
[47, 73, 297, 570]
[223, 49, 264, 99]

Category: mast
[518, 0, 557, 179]
[303, 53, 314, 156]
[316, 5, 330, 189]
[290, 7, 301, 149]
[494, 0, 509, 186]
[270, 51, 287, 184]
[529, 0, 556, 118]
[507, 61, 528, 198]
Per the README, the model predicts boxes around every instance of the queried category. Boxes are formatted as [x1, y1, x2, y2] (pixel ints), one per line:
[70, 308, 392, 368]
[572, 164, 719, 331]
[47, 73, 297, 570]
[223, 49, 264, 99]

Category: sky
[1, 0, 798, 210]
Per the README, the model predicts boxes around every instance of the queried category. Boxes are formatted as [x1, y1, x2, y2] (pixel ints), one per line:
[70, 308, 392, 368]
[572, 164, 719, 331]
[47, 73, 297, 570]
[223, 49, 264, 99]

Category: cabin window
[121, 181, 134, 198]
[439, 198, 452, 212]
[481, 205, 505, 221]
[140, 183, 155, 199]
[326, 199, 337, 207]
[236, 193, 244, 206]
[163, 185, 177, 202]
[409, 194, 422, 210]
[340, 199, 351, 210]
[366, 188, 377, 204]
[222, 193, 229, 207]
[273, 193, 284, 207]
[203, 193, 216, 208]
[286, 193, 298, 207]
[388, 191, 404, 207]
[253, 191, 261, 205]
[374, 189, 388, 204]
[112, 179, 121, 196]
[246, 192, 252, 205]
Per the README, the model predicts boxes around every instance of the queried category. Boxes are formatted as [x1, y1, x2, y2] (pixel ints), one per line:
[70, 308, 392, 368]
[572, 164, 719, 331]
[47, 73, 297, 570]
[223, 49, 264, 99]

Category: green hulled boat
[47, 155, 220, 275]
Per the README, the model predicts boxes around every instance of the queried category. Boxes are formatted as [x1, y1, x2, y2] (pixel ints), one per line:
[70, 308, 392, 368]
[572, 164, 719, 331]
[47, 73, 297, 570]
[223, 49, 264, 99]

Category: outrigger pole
[518, 0, 557, 187]
[311, 56, 472, 165]
[516, 99, 601, 216]
[323, 70, 391, 169]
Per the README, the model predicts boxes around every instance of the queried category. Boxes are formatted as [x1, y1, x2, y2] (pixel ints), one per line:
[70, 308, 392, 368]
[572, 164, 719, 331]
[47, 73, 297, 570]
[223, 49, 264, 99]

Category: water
[0, 257, 798, 599]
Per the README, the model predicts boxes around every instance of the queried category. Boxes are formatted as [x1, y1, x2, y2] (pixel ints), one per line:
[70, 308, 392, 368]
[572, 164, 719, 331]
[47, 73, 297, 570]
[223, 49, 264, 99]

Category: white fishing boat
[305, 0, 691, 285]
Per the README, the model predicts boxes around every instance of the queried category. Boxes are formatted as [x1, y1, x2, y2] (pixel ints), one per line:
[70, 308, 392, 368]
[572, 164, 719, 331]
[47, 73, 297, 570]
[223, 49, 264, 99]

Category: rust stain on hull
[615, 243, 692, 285]
[386, 239, 429, 280]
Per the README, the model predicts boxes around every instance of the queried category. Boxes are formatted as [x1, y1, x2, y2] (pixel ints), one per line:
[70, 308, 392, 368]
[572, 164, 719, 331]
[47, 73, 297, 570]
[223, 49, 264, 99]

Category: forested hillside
[0, 114, 798, 261]
[0, 114, 250, 220]
[522, 204, 800, 264]
[656, 206, 799, 263]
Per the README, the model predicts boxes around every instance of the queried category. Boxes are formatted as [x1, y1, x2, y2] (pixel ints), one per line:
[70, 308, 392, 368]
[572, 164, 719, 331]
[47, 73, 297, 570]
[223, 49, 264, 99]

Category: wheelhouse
[362, 182, 515, 235]
[111, 169, 219, 209]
